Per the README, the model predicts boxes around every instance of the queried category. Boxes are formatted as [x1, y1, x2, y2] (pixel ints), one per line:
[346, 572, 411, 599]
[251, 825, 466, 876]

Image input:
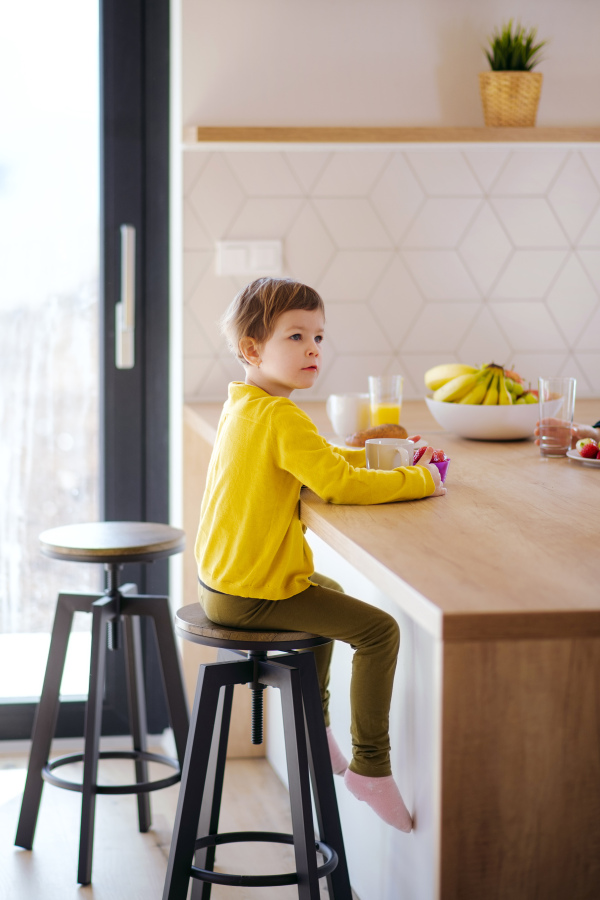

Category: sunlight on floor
[0, 766, 27, 807]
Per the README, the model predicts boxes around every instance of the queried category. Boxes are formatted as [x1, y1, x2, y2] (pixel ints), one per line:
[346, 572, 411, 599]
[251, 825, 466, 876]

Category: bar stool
[15, 521, 190, 885]
[163, 604, 352, 900]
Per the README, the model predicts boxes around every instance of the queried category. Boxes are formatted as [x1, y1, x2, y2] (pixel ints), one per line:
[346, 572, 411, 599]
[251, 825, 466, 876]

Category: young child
[195, 277, 445, 832]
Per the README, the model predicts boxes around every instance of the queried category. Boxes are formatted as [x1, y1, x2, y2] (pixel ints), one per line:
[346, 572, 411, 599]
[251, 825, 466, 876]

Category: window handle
[115, 224, 135, 369]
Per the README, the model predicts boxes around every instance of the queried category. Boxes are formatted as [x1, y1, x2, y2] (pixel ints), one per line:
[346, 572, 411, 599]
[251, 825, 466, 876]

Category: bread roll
[345, 423, 408, 447]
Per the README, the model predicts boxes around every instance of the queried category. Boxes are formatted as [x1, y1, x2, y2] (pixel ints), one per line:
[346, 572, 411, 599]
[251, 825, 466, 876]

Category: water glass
[538, 377, 576, 457]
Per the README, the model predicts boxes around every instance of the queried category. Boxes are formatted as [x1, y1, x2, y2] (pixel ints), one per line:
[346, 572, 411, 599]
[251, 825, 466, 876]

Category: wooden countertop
[185, 398, 600, 642]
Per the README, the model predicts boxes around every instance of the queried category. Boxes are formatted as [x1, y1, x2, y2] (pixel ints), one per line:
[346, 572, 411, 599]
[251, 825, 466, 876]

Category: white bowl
[424, 397, 557, 441]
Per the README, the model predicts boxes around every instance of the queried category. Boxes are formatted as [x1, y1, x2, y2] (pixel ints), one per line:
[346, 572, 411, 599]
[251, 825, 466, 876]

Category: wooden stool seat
[163, 603, 351, 900]
[39, 521, 185, 564]
[175, 604, 331, 651]
[16, 521, 190, 886]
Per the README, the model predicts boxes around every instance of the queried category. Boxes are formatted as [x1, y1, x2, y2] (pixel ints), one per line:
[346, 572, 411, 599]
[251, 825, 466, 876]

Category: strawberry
[413, 446, 426, 463]
[431, 449, 446, 462]
[577, 438, 599, 459]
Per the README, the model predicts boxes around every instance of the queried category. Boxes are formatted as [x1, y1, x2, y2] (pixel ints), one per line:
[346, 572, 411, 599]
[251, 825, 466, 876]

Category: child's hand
[416, 446, 446, 497]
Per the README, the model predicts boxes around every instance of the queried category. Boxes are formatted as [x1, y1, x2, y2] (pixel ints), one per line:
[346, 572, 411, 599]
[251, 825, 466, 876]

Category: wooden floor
[0, 748, 338, 900]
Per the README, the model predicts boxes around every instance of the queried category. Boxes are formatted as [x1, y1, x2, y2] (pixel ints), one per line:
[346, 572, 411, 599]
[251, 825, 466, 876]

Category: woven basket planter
[479, 71, 543, 127]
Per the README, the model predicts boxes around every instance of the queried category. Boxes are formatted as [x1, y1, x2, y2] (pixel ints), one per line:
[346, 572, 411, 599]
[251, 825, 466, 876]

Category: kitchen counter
[183, 398, 600, 900]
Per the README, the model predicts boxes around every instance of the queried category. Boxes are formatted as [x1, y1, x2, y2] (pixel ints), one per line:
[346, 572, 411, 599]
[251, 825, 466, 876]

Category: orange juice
[370, 403, 401, 426]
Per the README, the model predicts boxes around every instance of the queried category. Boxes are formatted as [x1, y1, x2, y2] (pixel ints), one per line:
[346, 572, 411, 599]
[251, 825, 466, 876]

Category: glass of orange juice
[368, 374, 403, 426]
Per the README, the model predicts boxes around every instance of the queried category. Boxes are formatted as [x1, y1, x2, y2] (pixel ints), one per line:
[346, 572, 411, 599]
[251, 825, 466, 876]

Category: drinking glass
[538, 377, 576, 457]
[368, 375, 403, 427]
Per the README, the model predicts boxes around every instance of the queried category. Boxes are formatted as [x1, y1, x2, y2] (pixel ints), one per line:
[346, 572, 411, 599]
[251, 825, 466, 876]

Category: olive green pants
[198, 574, 400, 777]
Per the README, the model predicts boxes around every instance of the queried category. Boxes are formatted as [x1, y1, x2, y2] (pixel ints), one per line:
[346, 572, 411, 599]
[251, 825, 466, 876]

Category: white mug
[365, 438, 415, 470]
[326, 393, 370, 437]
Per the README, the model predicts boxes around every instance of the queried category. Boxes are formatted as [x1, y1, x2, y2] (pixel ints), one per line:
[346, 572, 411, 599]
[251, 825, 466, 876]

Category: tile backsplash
[182, 145, 600, 401]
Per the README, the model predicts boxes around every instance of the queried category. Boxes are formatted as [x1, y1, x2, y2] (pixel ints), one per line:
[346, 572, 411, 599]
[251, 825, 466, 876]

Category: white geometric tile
[198, 356, 237, 401]
[547, 153, 600, 243]
[578, 250, 600, 292]
[405, 151, 482, 196]
[184, 356, 214, 401]
[187, 266, 240, 351]
[581, 149, 600, 190]
[223, 152, 303, 196]
[183, 151, 210, 196]
[285, 203, 336, 286]
[369, 154, 425, 245]
[369, 256, 423, 351]
[188, 154, 245, 239]
[183, 251, 212, 301]
[312, 151, 390, 196]
[402, 198, 481, 248]
[490, 150, 567, 195]
[491, 199, 569, 248]
[388, 356, 420, 402]
[577, 206, 600, 247]
[403, 251, 480, 301]
[558, 355, 594, 397]
[401, 302, 480, 353]
[546, 255, 599, 347]
[284, 152, 331, 193]
[507, 352, 569, 388]
[317, 250, 392, 301]
[459, 204, 513, 294]
[457, 306, 512, 367]
[463, 149, 510, 192]
[492, 251, 567, 299]
[313, 198, 392, 249]
[183, 203, 213, 250]
[489, 302, 567, 351]
[575, 304, 600, 351]
[576, 352, 600, 394]
[183, 305, 213, 357]
[227, 198, 304, 240]
[324, 302, 393, 354]
[317, 353, 394, 397]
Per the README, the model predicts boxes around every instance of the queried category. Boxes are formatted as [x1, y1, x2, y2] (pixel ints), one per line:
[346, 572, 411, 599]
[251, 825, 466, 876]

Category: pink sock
[326, 726, 349, 775]
[344, 769, 413, 832]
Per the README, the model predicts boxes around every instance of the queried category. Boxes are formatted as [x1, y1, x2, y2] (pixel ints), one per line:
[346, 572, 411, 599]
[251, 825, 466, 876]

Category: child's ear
[239, 336, 261, 368]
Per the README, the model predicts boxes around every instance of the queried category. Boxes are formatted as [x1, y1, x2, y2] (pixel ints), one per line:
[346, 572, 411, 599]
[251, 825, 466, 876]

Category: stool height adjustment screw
[105, 563, 122, 651]
[248, 651, 267, 745]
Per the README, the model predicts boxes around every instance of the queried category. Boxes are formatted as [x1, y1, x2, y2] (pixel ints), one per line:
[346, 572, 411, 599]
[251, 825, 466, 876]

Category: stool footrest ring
[41, 750, 181, 794]
[190, 830, 338, 887]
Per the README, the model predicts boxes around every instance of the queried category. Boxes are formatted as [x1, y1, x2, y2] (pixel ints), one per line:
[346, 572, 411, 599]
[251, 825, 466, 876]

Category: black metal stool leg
[191, 678, 235, 900]
[163, 659, 252, 900]
[136, 595, 190, 765]
[78, 595, 114, 885]
[15, 592, 91, 850]
[296, 651, 353, 899]
[123, 613, 151, 832]
[268, 660, 321, 900]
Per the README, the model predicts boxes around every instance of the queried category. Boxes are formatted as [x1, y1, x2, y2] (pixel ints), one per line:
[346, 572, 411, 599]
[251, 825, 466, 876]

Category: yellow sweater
[195, 382, 435, 601]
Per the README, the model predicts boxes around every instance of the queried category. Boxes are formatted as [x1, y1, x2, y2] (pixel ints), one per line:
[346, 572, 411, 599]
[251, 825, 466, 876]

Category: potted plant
[479, 20, 548, 127]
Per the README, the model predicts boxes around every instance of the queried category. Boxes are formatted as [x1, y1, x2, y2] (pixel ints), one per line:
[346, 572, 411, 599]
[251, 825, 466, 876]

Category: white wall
[181, 0, 600, 127]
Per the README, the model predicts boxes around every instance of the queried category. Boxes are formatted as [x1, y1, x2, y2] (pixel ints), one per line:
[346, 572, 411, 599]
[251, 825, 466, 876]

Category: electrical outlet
[216, 240, 282, 277]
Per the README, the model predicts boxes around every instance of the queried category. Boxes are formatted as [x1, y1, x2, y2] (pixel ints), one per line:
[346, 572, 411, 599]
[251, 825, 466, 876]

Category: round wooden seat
[175, 603, 331, 652]
[39, 521, 186, 564]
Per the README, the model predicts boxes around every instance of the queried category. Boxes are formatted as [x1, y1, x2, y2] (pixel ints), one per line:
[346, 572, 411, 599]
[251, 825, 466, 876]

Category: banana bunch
[424, 362, 535, 406]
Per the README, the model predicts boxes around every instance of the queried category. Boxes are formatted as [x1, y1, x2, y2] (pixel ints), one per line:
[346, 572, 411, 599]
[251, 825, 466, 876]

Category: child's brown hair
[220, 277, 325, 365]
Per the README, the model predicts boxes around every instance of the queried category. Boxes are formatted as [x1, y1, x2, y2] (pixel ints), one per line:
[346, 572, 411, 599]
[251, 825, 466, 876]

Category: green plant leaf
[484, 20, 548, 71]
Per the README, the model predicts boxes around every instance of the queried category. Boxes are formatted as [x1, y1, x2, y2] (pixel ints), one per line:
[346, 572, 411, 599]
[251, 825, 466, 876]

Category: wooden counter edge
[183, 126, 600, 144]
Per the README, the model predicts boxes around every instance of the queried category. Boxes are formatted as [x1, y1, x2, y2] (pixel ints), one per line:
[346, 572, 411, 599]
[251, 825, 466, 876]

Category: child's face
[244, 307, 325, 397]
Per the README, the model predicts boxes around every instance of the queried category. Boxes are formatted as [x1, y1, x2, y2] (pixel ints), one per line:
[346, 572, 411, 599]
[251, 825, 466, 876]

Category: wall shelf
[183, 126, 600, 144]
